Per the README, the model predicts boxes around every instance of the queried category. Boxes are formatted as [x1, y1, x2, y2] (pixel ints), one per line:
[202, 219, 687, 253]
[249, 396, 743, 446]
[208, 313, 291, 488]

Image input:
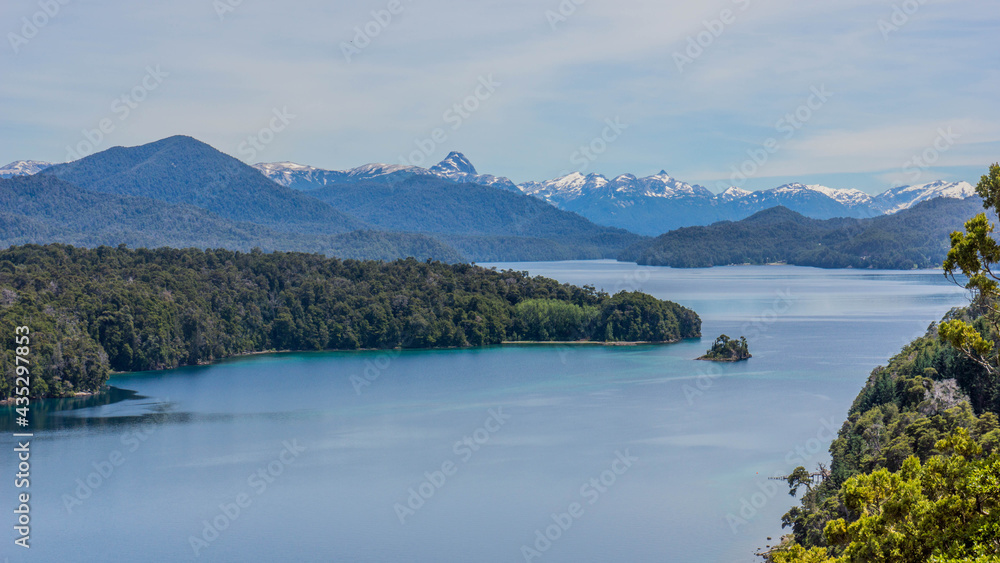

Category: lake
[2, 262, 968, 562]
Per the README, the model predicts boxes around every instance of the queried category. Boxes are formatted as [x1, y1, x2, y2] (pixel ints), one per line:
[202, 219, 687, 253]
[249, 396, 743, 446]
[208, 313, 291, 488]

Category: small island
[698, 334, 751, 362]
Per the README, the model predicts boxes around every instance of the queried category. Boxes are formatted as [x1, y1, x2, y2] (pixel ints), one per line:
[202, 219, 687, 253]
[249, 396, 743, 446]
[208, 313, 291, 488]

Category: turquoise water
[1, 262, 968, 562]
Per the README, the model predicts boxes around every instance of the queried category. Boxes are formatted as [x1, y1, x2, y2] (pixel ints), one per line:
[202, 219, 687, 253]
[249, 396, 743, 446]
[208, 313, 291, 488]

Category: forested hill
[0, 174, 464, 262]
[42, 135, 367, 235]
[304, 175, 642, 261]
[0, 244, 700, 399]
[619, 196, 984, 269]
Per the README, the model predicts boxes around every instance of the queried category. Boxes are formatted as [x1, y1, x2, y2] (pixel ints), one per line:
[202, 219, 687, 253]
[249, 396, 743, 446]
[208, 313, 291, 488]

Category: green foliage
[511, 299, 598, 341]
[594, 291, 701, 343]
[774, 429, 1000, 562]
[699, 333, 751, 361]
[0, 244, 700, 399]
[620, 198, 984, 269]
[771, 164, 1000, 562]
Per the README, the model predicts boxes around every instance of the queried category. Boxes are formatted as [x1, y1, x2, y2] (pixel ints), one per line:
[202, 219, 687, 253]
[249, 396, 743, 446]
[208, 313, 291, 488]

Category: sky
[1, 0, 997, 193]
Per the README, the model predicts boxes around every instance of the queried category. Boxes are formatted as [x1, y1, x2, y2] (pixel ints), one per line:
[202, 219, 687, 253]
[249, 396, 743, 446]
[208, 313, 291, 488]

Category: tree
[787, 466, 814, 497]
[941, 163, 1000, 376]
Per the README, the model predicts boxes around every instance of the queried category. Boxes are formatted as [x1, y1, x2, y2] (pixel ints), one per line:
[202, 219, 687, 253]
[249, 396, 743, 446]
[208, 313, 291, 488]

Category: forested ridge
[0, 244, 700, 399]
[766, 165, 1000, 562]
[620, 197, 983, 269]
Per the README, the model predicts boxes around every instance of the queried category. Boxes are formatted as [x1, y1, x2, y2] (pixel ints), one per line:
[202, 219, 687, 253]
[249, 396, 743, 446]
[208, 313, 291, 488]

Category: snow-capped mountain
[254, 151, 519, 192]
[429, 151, 478, 177]
[873, 180, 977, 214]
[8, 149, 974, 238]
[519, 172, 976, 235]
[520, 172, 610, 206]
[253, 161, 432, 190]
[0, 160, 53, 178]
[428, 151, 519, 191]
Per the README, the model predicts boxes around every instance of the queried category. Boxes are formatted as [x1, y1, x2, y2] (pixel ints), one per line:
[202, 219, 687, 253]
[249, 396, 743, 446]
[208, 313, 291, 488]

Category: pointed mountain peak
[430, 151, 477, 176]
[720, 186, 751, 197]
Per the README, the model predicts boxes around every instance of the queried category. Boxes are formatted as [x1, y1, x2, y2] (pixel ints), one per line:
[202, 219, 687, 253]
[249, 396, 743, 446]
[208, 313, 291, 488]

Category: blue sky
[1, 0, 997, 193]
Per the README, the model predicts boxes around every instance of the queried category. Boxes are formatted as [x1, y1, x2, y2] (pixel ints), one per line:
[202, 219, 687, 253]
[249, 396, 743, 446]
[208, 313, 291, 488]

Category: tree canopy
[0, 244, 700, 399]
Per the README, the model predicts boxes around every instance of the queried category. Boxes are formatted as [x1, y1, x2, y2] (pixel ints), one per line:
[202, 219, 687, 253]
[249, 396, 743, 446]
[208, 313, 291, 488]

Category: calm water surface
[1, 262, 968, 562]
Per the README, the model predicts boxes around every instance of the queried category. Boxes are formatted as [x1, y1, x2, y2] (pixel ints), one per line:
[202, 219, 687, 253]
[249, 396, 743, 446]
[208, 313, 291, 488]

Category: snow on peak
[874, 181, 977, 213]
[719, 186, 751, 199]
[345, 163, 427, 178]
[519, 171, 609, 204]
[767, 183, 873, 206]
[430, 151, 477, 177]
[0, 160, 53, 178]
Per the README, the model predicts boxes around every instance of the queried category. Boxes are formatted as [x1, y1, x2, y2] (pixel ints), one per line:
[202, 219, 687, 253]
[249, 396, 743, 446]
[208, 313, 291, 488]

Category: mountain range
[250, 156, 975, 236]
[1, 137, 637, 262]
[7, 149, 974, 238]
[0, 137, 977, 266]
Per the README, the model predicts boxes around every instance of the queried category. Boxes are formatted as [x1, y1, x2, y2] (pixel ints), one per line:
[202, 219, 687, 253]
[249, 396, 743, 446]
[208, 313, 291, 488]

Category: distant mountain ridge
[2, 137, 639, 262]
[0, 174, 465, 262]
[0, 143, 975, 240]
[254, 150, 519, 193]
[520, 172, 975, 235]
[251, 155, 974, 236]
[619, 196, 984, 269]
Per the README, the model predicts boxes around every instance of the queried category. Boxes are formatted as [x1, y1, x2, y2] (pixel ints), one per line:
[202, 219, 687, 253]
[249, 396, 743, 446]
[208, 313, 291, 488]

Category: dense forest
[0, 244, 700, 399]
[620, 197, 983, 269]
[767, 165, 1000, 562]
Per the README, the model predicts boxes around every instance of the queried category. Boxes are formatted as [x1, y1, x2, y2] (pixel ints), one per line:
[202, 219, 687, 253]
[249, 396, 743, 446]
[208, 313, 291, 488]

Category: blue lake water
[1, 262, 968, 562]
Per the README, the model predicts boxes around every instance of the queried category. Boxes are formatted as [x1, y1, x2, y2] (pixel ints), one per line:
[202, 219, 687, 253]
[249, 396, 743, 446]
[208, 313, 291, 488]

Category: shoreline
[501, 340, 681, 346]
[8, 338, 695, 402]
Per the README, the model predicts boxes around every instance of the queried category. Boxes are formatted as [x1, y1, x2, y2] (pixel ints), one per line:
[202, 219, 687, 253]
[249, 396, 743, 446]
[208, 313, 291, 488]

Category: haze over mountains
[0, 135, 977, 267]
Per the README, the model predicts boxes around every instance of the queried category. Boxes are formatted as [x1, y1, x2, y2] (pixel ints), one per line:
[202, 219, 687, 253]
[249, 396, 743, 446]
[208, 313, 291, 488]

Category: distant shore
[502, 340, 680, 346]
